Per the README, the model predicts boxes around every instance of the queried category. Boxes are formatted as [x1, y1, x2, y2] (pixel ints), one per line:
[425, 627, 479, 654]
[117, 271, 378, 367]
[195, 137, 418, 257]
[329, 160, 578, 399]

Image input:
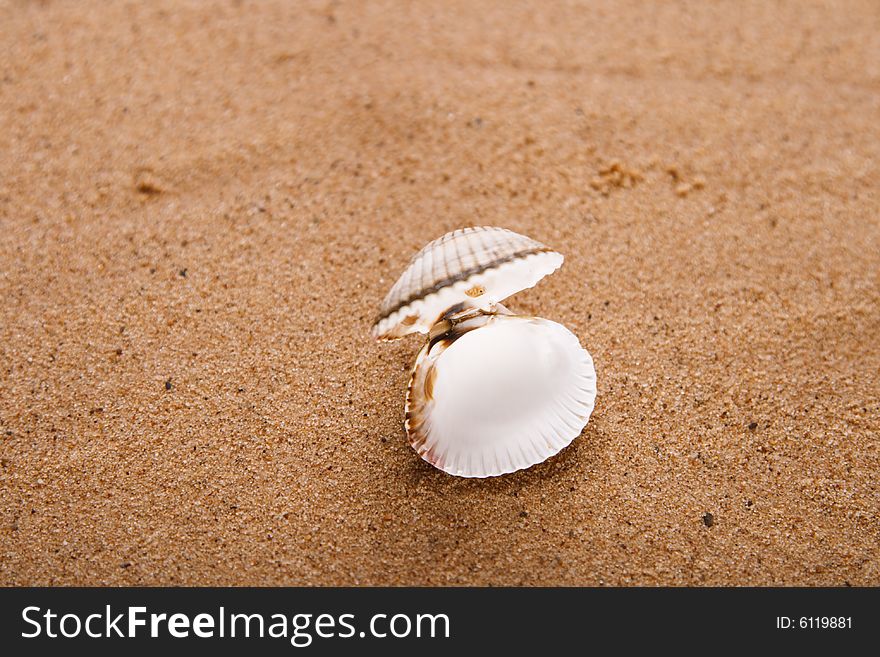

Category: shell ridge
[374, 246, 555, 326]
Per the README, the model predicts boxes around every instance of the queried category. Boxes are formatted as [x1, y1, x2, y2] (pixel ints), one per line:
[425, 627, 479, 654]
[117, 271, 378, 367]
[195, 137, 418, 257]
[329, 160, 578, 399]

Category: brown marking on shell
[424, 363, 437, 401]
[375, 243, 554, 326]
[427, 335, 454, 352]
[401, 314, 418, 326]
[465, 284, 485, 297]
[404, 342, 432, 452]
[428, 307, 491, 351]
[437, 301, 468, 324]
[422, 442, 440, 467]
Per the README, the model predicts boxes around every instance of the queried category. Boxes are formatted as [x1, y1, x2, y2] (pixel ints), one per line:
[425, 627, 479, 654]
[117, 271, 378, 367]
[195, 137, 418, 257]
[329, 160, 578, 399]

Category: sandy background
[1, 0, 879, 586]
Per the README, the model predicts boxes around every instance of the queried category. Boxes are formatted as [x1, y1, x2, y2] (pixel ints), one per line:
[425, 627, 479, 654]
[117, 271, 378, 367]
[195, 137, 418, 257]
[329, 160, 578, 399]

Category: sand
[1, 0, 878, 586]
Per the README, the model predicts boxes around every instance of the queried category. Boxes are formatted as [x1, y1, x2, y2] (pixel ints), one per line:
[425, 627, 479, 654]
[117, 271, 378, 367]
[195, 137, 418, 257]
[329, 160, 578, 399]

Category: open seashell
[372, 226, 563, 341]
[405, 310, 596, 478]
[373, 226, 597, 478]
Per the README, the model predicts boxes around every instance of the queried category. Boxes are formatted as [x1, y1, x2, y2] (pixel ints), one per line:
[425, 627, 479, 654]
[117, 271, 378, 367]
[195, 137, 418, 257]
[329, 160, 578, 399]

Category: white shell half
[405, 314, 597, 478]
[372, 227, 563, 341]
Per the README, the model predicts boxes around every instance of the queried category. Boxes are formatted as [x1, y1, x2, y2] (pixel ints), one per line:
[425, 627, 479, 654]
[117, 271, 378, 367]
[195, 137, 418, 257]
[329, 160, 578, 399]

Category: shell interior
[405, 313, 597, 478]
[372, 226, 563, 341]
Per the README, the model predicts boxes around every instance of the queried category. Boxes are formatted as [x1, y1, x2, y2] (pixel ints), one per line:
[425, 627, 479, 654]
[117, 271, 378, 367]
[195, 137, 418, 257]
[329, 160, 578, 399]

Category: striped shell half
[405, 312, 597, 478]
[372, 227, 563, 341]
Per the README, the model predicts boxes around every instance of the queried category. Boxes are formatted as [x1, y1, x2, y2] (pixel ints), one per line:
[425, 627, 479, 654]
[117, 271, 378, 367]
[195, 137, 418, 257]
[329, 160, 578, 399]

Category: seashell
[405, 311, 596, 478]
[372, 226, 563, 341]
[373, 226, 597, 478]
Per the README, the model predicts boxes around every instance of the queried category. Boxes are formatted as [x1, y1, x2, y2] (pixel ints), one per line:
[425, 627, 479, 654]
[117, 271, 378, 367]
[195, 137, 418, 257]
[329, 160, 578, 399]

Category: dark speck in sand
[748, 422, 758, 431]
[164, 379, 173, 391]
[135, 181, 162, 195]
[179, 268, 187, 277]
[702, 512, 714, 527]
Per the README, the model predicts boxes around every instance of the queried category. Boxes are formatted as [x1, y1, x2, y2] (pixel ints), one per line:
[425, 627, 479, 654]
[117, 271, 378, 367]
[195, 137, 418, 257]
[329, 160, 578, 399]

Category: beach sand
[1, 0, 878, 585]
